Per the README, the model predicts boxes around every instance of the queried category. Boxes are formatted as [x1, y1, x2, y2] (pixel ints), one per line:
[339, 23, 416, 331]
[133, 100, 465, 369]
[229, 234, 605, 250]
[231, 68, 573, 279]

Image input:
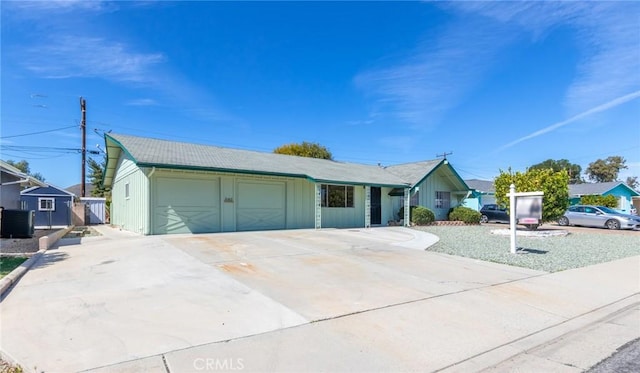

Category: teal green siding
[321, 185, 365, 228]
[112, 162, 469, 234]
[111, 154, 150, 234]
[416, 166, 469, 220]
[381, 187, 399, 224]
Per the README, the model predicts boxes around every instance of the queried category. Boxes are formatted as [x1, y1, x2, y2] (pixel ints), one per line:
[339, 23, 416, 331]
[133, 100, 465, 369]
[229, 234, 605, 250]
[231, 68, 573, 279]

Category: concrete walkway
[0, 226, 637, 372]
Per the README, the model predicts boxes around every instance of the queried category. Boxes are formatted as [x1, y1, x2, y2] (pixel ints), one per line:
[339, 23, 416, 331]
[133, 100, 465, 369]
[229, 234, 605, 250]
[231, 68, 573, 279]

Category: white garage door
[237, 181, 286, 231]
[154, 177, 220, 234]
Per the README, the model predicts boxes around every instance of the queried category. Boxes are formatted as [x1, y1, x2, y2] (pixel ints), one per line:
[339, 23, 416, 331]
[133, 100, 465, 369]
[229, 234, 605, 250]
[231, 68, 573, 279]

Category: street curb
[440, 293, 640, 372]
[0, 226, 74, 298]
[39, 225, 75, 250]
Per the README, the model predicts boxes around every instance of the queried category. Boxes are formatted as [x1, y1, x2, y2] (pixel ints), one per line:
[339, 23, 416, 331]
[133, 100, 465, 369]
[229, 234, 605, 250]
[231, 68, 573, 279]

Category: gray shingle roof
[107, 134, 422, 187]
[384, 160, 442, 186]
[569, 181, 638, 196]
[465, 179, 495, 193]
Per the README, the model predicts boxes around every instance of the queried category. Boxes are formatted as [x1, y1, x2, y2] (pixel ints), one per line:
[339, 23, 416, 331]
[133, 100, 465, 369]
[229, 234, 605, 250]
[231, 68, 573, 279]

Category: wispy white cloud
[356, 2, 640, 132]
[451, 2, 640, 117]
[8, 2, 236, 127]
[125, 98, 159, 107]
[345, 119, 374, 126]
[498, 90, 640, 151]
[3, 0, 112, 17]
[354, 17, 516, 130]
[23, 36, 165, 83]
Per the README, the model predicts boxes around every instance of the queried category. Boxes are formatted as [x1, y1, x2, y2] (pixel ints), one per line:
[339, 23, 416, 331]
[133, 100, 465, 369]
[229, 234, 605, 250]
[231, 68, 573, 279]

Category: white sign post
[506, 184, 544, 254]
[509, 184, 517, 254]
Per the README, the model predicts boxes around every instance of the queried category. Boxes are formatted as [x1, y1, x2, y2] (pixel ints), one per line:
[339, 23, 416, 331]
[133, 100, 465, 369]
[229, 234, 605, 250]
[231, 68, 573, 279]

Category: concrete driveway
[0, 226, 637, 372]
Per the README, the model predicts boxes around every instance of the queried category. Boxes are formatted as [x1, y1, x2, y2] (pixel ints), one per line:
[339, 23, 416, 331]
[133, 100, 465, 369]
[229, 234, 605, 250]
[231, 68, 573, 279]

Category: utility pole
[80, 97, 87, 197]
[436, 151, 453, 160]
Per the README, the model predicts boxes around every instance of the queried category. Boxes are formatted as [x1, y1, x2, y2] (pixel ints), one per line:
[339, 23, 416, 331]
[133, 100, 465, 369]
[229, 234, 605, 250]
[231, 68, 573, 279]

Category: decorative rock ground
[491, 228, 570, 237]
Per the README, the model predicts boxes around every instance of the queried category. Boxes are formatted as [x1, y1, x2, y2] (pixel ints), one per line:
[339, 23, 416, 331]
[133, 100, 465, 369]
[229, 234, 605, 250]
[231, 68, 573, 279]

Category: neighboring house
[103, 133, 470, 235]
[463, 179, 496, 211]
[0, 160, 47, 209]
[20, 185, 74, 228]
[569, 181, 640, 214]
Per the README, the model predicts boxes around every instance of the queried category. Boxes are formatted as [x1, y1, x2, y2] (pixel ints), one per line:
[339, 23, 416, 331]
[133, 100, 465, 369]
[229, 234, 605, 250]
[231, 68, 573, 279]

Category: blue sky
[2, 1, 639, 189]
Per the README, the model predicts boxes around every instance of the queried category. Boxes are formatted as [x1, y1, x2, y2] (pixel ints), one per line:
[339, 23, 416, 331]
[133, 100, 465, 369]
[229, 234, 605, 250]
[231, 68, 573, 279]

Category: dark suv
[480, 204, 509, 223]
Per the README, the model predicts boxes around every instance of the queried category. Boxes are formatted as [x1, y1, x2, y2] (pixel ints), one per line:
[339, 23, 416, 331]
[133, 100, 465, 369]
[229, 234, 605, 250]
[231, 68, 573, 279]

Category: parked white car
[558, 205, 640, 230]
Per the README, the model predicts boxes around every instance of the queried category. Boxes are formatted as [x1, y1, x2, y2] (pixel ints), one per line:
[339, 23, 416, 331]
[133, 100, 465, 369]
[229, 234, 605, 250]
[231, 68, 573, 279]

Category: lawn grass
[0, 257, 28, 278]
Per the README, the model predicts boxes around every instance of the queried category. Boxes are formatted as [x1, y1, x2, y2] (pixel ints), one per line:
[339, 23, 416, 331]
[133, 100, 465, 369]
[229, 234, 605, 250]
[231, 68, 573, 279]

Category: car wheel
[558, 216, 569, 226]
[480, 215, 488, 223]
[605, 219, 620, 230]
[525, 224, 539, 231]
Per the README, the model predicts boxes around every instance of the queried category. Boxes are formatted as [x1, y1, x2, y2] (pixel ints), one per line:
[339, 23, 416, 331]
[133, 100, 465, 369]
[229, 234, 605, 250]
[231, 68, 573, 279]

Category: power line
[0, 125, 77, 139]
[1, 145, 100, 154]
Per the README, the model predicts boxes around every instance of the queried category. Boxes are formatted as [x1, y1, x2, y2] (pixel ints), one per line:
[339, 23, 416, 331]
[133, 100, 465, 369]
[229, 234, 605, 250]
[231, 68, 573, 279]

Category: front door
[370, 187, 382, 225]
[435, 191, 451, 220]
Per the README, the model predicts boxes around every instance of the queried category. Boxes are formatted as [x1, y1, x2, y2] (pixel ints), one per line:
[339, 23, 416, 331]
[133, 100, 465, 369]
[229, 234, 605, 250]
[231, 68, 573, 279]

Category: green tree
[494, 168, 570, 224]
[626, 176, 639, 191]
[5, 159, 45, 182]
[87, 157, 110, 197]
[273, 142, 333, 160]
[529, 159, 582, 184]
[5, 159, 30, 174]
[585, 156, 627, 182]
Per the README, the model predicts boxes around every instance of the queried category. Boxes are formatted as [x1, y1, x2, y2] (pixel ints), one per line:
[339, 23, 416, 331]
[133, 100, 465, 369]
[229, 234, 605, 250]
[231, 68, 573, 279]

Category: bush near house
[448, 206, 481, 224]
[412, 206, 435, 225]
[397, 205, 419, 221]
[580, 194, 617, 208]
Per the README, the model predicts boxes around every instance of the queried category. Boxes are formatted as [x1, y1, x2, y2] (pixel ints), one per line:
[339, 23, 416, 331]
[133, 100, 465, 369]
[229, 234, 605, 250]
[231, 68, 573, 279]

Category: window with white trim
[435, 191, 450, 210]
[320, 184, 354, 208]
[125, 182, 130, 199]
[38, 198, 55, 211]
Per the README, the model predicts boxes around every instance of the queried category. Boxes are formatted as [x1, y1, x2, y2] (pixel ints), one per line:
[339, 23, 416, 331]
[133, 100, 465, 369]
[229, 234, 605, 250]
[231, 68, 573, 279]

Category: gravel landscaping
[414, 225, 640, 272]
[0, 229, 59, 255]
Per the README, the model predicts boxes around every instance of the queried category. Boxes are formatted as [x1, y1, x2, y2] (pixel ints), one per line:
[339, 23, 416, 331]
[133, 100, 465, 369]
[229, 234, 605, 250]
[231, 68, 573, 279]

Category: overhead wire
[0, 125, 77, 139]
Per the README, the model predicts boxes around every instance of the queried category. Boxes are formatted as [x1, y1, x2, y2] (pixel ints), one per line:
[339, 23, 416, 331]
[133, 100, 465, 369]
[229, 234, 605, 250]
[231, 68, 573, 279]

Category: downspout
[147, 167, 156, 235]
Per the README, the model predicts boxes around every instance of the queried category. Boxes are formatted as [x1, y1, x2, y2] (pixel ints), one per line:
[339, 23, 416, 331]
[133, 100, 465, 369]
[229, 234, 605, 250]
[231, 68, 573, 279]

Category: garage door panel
[154, 177, 220, 234]
[237, 181, 285, 231]
[156, 178, 218, 207]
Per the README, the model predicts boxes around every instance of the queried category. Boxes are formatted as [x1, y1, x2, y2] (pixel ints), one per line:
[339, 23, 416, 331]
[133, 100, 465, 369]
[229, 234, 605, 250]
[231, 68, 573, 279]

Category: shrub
[494, 168, 570, 223]
[397, 205, 419, 221]
[412, 206, 435, 225]
[448, 206, 481, 224]
[580, 194, 617, 208]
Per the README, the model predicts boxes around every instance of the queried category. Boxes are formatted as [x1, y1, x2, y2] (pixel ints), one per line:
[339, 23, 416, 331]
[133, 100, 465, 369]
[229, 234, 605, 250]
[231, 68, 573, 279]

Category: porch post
[314, 183, 322, 229]
[364, 185, 371, 228]
[403, 187, 411, 227]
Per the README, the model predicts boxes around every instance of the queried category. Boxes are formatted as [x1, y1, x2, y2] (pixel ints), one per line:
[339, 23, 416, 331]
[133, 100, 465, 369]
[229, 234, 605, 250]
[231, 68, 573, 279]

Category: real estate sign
[515, 195, 543, 224]
[506, 185, 544, 254]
